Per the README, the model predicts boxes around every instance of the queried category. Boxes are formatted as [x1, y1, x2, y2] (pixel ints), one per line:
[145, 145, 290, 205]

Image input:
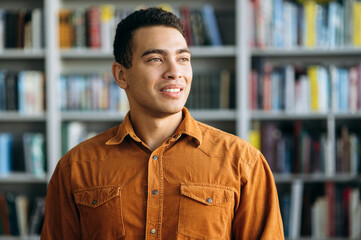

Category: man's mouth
[161, 88, 181, 93]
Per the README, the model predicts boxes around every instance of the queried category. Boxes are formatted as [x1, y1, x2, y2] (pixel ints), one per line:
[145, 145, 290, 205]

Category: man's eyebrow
[141, 49, 167, 57]
[177, 48, 191, 55]
[141, 48, 191, 57]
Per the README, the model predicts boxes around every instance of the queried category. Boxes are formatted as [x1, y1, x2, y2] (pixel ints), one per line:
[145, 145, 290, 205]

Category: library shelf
[0, 50, 45, 59]
[252, 47, 361, 57]
[0, 173, 47, 184]
[0, 237, 40, 240]
[274, 174, 361, 184]
[0, 112, 46, 122]
[250, 111, 329, 120]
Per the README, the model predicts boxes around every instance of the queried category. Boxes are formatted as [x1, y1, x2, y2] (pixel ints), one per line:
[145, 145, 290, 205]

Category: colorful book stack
[59, 72, 129, 113]
[0, 193, 45, 236]
[301, 183, 361, 238]
[250, 0, 361, 48]
[0, 70, 45, 114]
[250, 62, 361, 113]
[186, 69, 235, 110]
[0, 132, 45, 177]
[58, 4, 223, 49]
[0, 8, 43, 50]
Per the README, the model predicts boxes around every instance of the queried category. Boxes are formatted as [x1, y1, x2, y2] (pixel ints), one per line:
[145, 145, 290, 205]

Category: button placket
[146, 150, 164, 239]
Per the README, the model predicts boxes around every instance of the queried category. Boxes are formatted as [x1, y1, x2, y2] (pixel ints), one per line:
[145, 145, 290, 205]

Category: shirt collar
[105, 107, 202, 147]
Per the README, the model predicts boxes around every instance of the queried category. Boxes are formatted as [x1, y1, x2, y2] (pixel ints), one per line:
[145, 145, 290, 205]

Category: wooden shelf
[0, 173, 47, 184]
[0, 49, 45, 59]
[252, 46, 361, 57]
[0, 112, 46, 122]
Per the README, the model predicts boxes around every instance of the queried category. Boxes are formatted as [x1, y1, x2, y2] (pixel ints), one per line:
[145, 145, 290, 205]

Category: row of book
[249, 121, 360, 175]
[250, 0, 361, 48]
[186, 69, 235, 110]
[0, 192, 44, 236]
[58, 3, 222, 49]
[0, 8, 43, 50]
[0, 70, 45, 114]
[303, 183, 361, 238]
[249, 62, 361, 113]
[280, 184, 361, 238]
[59, 72, 129, 113]
[0, 133, 46, 177]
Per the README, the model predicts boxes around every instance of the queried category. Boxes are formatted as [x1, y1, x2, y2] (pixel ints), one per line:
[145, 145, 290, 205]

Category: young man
[41, 7, 284, 239]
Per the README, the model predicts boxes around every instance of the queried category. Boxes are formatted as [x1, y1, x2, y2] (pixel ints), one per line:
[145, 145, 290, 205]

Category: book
[16, 9, 26, 49]
[290, 180, 303, 238]
[311, 197, 327, 238]
[0, 71, 5, 110]
[0, 133, 12, 175]
[6, 192, 19, 236]
[307, 66, 318, 112]
[5, 71, 18, 111]
[0, 9, 5, 50]
[201, 4, 222, 46]
[15, 195, 29, 236]
[23, 133, 46, 177]
[72, 8, 86, 49]
[23, 10, 32, 49]
[0, 194, 11, 235]
[28, 197, 45, 236]
[5, 11, 18, 48]
[31, 8, 42, 49]
[87, 6, 101, 48]
[180, 6, 193, 46]
[100, 5, 115, 52]
[58, 9, 73, 48]
[353, 1, 361, 46]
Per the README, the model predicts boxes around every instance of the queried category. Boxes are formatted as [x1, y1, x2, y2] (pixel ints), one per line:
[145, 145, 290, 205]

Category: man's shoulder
[58, 125, 119, 168]
[196, 121, 260, 167]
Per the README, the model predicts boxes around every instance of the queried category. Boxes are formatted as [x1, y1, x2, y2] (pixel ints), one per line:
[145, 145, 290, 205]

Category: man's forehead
[132, 26, 187, 52]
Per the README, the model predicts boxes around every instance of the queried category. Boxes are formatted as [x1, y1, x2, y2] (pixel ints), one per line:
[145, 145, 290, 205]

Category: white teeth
[161, 88, 181, 93]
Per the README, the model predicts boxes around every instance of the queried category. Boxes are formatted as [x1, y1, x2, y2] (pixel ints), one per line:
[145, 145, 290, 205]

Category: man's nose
[163, 61, 182, 80]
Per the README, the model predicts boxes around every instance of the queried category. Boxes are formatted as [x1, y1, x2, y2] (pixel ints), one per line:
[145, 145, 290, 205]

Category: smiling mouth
[160, 88, 181, 93]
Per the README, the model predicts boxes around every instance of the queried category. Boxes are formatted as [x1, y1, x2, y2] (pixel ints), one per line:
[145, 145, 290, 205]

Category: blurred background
[0, 0, 360, 239]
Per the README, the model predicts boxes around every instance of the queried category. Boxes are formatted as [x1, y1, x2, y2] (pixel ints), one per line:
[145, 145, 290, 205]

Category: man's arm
[41, 162, 81, 239]
[232, 152, 284, 239]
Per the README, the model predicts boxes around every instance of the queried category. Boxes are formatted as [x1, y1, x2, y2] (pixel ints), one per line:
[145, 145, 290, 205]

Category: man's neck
[129, 109, 183, 151]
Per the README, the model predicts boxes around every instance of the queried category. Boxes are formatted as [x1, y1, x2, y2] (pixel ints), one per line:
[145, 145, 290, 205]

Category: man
[41, 7, 284, 239]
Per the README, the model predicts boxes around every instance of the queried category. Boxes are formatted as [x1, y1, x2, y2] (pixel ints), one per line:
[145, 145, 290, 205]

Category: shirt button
[152, 189, 158, 195]
[150, 229, 157, 234]
[152, 155, 158, 160]
[206, 198, 213, 204]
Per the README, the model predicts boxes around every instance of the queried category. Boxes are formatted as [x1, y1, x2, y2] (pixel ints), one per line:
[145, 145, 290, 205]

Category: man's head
[113, 7, 185, 69]
[112, 8, 192, 118]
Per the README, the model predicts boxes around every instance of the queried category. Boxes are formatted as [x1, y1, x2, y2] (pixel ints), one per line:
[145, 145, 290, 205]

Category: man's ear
[112, 62, 129, 89]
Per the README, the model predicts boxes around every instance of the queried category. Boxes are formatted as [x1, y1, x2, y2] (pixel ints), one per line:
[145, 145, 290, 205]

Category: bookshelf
[248, 0, 361, 239]
[1, 0, 360, 239]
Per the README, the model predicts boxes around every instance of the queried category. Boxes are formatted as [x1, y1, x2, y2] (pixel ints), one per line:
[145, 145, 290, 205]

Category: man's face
[119, 26, 192, 118]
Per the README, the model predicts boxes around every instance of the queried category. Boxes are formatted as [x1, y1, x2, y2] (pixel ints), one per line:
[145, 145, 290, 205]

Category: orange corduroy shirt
[41, 108, 284, 240]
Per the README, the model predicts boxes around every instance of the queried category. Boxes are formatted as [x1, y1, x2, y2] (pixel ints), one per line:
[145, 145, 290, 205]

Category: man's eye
[149, 58, 161, 62]
[179, 57, 190, 62]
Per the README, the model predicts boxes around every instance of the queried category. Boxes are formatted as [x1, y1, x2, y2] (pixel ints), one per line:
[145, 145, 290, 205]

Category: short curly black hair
[113, 7, 185, 69]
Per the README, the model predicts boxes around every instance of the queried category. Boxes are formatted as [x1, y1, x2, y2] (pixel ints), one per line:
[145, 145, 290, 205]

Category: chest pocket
[178, 183, 234, 240]
[74, 186, 125, 240]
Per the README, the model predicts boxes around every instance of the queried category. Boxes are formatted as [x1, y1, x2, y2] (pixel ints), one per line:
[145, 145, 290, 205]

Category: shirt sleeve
[232, 152, 285, 239]
[41, 160, 81, 239]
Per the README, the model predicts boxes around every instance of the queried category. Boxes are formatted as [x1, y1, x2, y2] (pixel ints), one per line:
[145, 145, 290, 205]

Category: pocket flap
[74, 186, 121, 208]
[180, 183, 233, 206]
